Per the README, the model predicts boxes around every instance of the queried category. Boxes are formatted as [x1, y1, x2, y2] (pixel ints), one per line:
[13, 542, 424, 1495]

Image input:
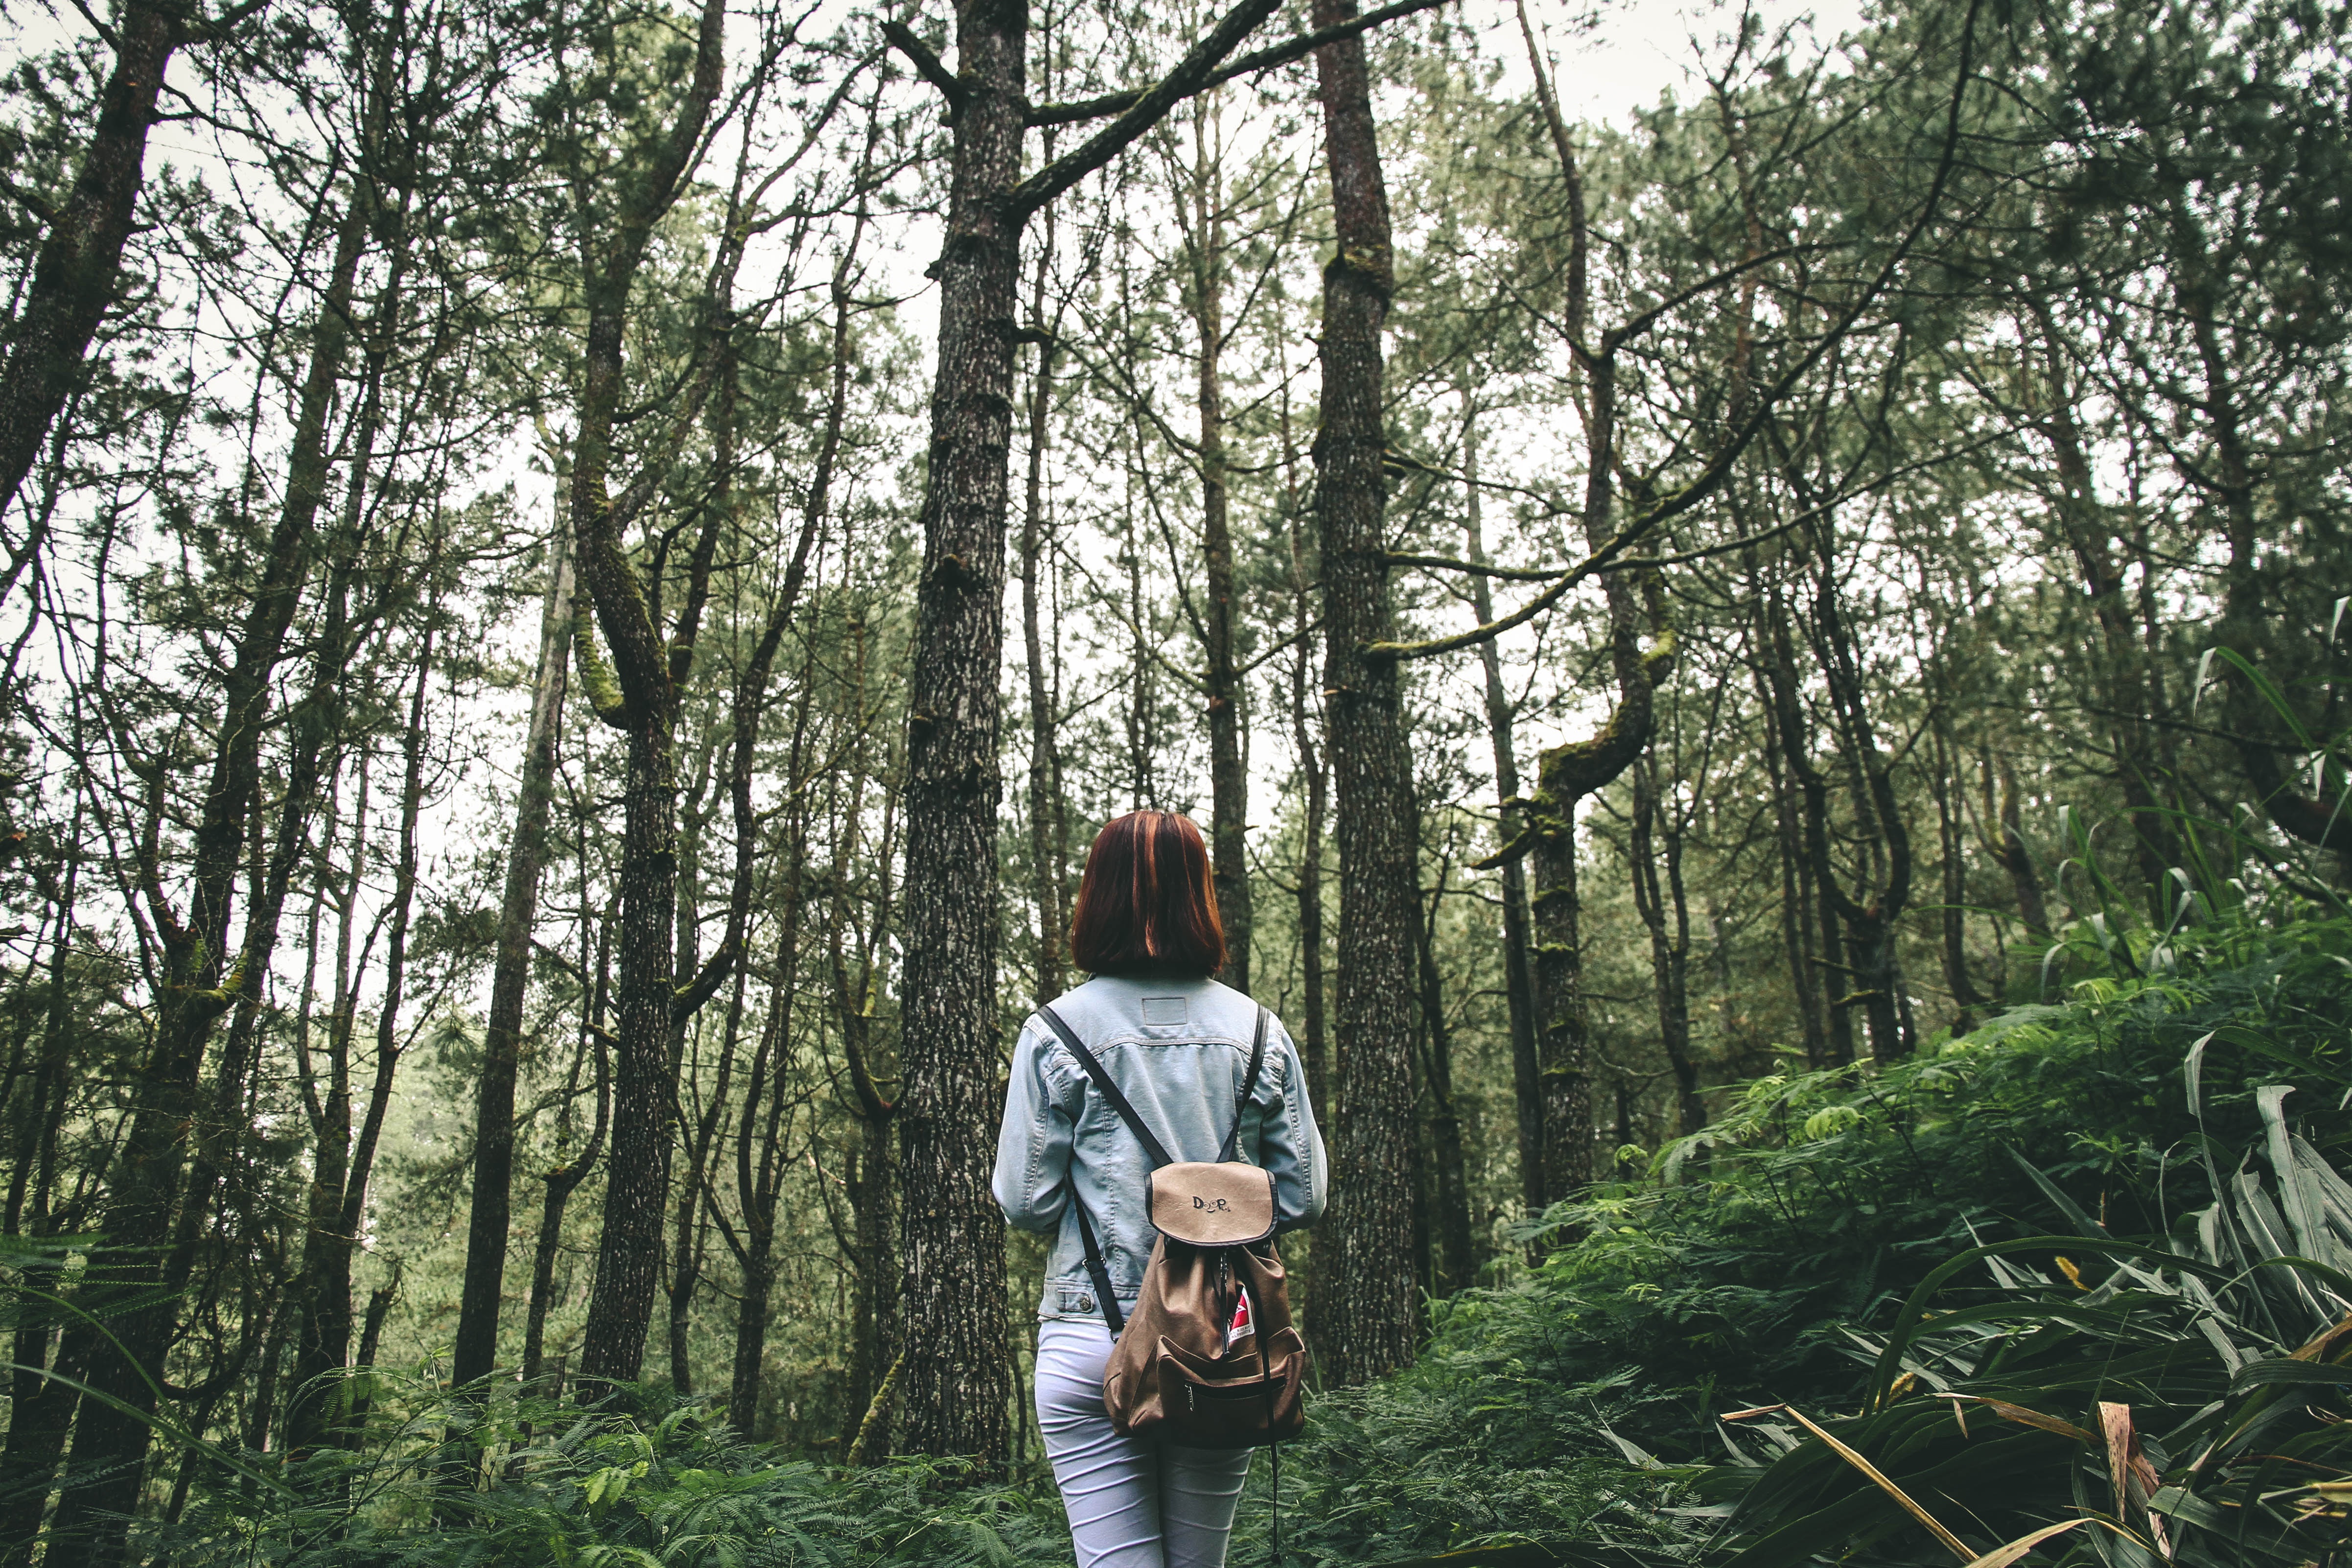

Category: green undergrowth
[125, 906, 2352, 1567]
[1508, 909, 2352, 1455]
[153, 1410, 1077, 1567]
[1302, 904, 2352, 1565]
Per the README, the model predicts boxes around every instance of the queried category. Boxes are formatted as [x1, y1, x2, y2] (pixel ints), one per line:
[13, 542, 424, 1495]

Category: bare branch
[882, 22, 965, 117]
[1026, 0, 1453, 127]
[1006, 0, 1285, 222]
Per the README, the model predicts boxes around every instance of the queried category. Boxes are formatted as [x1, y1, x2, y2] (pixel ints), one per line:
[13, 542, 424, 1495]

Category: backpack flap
[1148, 1161, 1276, 1246]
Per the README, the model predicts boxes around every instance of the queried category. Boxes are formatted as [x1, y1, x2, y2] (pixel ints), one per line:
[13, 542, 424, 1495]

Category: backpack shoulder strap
[1035, 1004, 1155, 1337]
[1036, 1003, 1174, 1169]
[1217, 1006, 1269, 1164]
[1067, 1195, 1125, 1335]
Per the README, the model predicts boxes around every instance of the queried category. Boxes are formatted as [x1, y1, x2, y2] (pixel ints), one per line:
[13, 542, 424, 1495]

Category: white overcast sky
[1476, 0, 1870, 118]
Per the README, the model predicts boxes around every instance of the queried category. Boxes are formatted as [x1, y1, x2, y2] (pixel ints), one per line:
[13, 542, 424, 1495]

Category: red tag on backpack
[1225, 1287, 1254, 1350]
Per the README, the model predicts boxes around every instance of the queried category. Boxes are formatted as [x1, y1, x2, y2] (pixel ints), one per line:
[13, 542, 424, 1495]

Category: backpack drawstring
[1271, 1439, 1282, 1566]
[1260, 1360, 1282, 1565]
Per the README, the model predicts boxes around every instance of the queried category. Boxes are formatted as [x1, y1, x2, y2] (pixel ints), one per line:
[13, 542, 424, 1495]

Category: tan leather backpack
[1037, 1003, 1308, 1450]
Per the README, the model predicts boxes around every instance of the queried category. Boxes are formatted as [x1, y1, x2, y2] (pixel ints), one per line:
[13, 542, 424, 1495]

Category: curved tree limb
[1026, 0, 1454, 127]
[1006, 0, 1284, 222]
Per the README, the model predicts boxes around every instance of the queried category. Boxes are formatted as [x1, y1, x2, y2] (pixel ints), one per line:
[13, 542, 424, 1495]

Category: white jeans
[1035, 1318, 1254, 1568]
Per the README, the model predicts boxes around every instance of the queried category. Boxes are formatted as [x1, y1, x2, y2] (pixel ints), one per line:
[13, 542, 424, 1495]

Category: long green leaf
[1961, 1518, 2104, 1568]
[2227, 1358, 2352, 1394]
[2005, 1147, 2109, 1242]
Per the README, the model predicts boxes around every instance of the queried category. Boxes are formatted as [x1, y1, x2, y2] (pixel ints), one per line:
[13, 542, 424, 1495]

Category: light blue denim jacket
[992, 974, 1327, 1322]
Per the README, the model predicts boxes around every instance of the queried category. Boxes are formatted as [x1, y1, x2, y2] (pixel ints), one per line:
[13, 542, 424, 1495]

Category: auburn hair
[1068, 811, 1228, 978]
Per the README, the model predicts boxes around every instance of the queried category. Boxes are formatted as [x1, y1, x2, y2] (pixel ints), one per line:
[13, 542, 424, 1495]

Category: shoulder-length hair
[1068, 811, 1227, 979]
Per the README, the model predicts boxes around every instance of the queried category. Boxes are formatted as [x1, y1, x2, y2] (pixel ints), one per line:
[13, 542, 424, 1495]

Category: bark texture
[894, 0, 1031, 1463]
[1311, 0, 1421, 1388]
[888, 0, 1288, 1455]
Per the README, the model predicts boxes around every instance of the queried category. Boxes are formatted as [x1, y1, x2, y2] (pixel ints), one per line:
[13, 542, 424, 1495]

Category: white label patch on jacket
[1140, 996, 1188, 1026]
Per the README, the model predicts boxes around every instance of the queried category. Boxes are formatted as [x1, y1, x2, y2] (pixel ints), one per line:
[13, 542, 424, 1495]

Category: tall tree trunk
[288, 621, 433, 1452]
[1311, 0, 1420, 1387]
[0, 800, 79, 1563]
[0, 0, 182, 611]
[1282, 392, 1330, 1121]
[1515, 19, 1673, 1206]
[1414, 878, 1475, 1291]
[571, 542, 684, 1394]
[566, 0, 733, 1392]
[1189, 102, 1252, 992]
[52, 146, 379, 1561]
[1020, 211, 1068, 1005]
[1629, 753, 1703, 1136]
[1760, 579, 1856, 1064]
[1460, 396, 1544, 1217]
[453, 528, 574, 1391]
[894, 0, 1034, 1463]
[888, 0, 1290, 1454]
[1523, 428, 1669, 1204]
[1930, 725, 1985, 1031]
[1753, 641, 1828, 1067]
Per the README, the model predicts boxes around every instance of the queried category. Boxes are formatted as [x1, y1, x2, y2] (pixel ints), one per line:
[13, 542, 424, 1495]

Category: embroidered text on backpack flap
[1149, 1162, 1276, 1246]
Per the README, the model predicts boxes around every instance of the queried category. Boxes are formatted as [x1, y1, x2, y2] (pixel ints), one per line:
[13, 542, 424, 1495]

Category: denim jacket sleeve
[991, 1017, 1082, 1232]
[1254, 1016, 1328, 1231]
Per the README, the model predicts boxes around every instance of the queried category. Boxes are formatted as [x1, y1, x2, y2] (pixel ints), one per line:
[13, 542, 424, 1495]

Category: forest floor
[149, 906, 2352, 1567]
